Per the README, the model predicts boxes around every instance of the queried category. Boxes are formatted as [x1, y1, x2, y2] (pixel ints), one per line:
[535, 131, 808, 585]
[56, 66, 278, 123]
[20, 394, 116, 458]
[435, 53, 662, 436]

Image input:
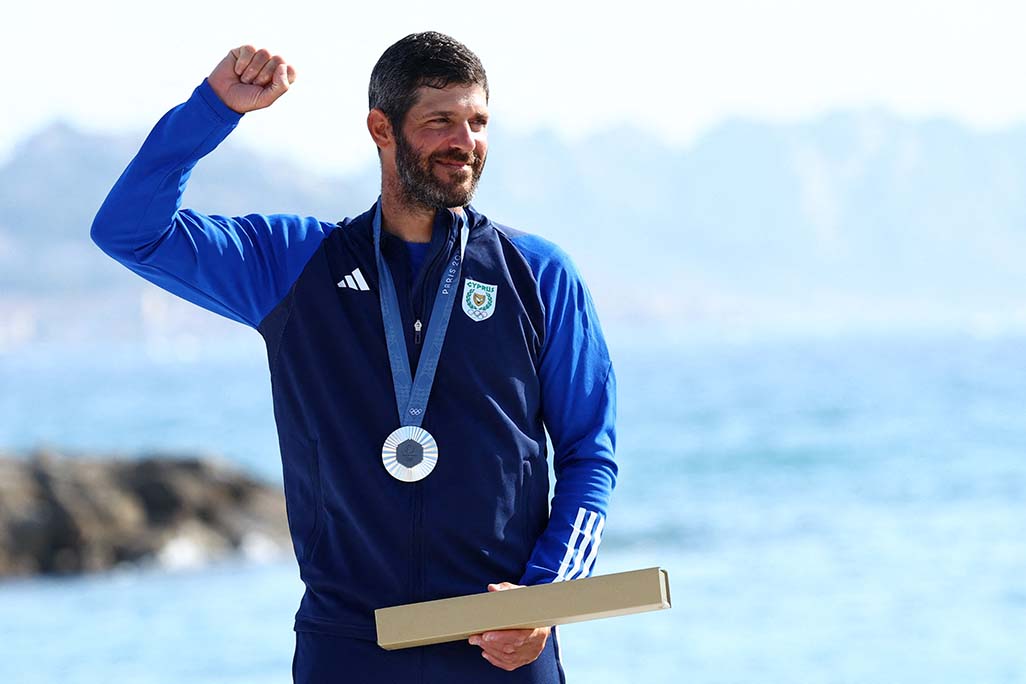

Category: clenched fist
[208, 45, 296, 114]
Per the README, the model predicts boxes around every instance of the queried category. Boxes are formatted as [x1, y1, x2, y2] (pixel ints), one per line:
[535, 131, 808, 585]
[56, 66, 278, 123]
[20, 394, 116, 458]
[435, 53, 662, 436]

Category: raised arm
[91, 47, 328, 328]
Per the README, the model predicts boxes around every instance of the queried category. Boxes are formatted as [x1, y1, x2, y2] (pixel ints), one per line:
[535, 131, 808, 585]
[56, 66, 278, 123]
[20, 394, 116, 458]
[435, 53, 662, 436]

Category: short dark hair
[369, 31, 489, 131]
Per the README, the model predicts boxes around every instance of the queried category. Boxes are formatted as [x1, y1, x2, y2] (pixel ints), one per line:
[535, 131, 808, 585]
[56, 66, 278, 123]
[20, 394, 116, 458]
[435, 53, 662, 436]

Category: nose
[449, 121, 475, 154]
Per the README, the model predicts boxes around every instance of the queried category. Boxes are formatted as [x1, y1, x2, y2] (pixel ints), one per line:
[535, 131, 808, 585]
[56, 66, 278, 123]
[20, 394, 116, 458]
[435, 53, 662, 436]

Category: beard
[394, 130, 486, 210]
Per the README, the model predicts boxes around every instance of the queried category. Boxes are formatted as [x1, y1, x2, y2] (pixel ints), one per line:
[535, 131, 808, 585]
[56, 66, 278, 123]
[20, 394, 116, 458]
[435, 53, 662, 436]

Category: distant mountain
[3, 112, 1026, 350]
[0, 121, 376, 295]
[482, 114, 1026, 323]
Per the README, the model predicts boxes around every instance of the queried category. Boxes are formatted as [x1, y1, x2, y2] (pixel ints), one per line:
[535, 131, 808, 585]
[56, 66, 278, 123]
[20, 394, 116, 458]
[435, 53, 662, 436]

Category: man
[92, 32, 616, 683]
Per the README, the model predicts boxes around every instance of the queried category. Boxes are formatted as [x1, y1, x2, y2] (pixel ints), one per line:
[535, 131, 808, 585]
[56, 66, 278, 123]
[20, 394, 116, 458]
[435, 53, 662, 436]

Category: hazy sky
[4, 0, 1026, 173]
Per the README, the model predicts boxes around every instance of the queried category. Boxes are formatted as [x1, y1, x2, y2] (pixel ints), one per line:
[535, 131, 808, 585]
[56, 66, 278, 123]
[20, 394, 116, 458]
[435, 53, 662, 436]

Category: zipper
[410, 220, 457, 349]
[410, 217, 457, 606]
[414, 483, 424, 601]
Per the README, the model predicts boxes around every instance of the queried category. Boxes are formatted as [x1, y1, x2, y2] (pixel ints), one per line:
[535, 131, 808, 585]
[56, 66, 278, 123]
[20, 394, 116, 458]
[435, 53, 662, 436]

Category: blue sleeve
[512, 234, 618, 586]
[90, 79, 331, 328]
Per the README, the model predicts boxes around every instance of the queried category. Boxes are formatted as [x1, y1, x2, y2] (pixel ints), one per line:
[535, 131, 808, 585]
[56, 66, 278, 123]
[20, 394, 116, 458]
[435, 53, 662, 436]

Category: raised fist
[208, 45, 297, 114]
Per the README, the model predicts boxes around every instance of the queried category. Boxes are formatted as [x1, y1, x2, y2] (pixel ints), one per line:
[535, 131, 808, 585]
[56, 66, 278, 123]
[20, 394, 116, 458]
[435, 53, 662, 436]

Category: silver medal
[372, 202, 468, 484]
[381, 425, 438, 482]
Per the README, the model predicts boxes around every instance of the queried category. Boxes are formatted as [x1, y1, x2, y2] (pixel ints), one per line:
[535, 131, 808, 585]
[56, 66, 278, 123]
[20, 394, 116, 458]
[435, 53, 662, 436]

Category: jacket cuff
[196, 78, 244, 125]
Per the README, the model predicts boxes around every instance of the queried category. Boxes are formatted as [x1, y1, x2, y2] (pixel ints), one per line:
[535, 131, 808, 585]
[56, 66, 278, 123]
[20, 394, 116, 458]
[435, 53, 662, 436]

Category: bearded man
[92, 32, 617, 684]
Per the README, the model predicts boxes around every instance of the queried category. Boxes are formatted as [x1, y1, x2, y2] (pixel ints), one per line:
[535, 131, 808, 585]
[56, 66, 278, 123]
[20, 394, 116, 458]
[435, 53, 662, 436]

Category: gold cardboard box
[375, 567, 671, 650]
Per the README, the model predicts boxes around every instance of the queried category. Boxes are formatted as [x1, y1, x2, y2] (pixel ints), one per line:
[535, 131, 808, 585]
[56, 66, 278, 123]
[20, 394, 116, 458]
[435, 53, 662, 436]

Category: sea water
[1, 330, 1025, 683]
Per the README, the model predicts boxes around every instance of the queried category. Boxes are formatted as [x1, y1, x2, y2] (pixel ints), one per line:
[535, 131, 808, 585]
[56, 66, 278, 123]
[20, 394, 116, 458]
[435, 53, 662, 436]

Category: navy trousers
[293, 629, 567, 683]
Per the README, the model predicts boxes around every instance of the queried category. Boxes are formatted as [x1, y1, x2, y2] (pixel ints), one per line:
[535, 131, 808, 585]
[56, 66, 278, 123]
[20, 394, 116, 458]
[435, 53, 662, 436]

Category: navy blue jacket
[91, 80, 617, 640]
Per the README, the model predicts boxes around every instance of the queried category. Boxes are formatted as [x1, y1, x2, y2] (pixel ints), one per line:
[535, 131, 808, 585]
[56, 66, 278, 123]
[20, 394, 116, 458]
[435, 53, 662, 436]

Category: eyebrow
[420, 109, 489, 119]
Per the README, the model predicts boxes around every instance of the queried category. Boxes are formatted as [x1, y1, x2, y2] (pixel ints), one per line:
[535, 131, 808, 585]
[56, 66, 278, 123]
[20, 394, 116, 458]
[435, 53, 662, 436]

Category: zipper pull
[414, 319, 423, 345]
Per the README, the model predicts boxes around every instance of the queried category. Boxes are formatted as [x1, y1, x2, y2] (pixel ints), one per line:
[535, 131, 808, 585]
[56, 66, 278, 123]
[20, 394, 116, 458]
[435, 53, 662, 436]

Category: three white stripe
[337, 267, 370, 291]
[554, 507, 604, 582]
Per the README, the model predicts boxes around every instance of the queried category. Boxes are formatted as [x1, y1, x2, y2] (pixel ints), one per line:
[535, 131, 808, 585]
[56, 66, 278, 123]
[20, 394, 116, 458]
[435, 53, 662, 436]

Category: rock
[0, 450, 290, 577]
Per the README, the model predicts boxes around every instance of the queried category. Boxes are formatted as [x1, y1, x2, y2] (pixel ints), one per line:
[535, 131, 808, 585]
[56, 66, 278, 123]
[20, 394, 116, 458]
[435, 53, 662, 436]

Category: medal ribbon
[373, 200, 469, 427]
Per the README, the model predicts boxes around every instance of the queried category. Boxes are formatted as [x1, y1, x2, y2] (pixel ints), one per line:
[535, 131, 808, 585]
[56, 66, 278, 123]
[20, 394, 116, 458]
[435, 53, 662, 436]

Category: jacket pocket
[521, 457, 533, 547]
[280, 432, 324, 564]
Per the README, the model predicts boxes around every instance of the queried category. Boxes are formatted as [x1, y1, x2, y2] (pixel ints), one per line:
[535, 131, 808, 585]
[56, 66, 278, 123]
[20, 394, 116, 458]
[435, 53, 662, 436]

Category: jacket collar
[366, 197, 487, 247]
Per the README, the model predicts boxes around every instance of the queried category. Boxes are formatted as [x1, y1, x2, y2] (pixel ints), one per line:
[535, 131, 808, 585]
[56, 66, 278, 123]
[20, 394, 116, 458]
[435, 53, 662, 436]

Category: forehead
[409, 83, 488, 115]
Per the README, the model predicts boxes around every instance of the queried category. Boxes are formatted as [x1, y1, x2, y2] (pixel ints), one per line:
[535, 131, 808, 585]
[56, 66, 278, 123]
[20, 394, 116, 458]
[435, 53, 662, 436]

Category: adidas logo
[337, 268, 370, 291]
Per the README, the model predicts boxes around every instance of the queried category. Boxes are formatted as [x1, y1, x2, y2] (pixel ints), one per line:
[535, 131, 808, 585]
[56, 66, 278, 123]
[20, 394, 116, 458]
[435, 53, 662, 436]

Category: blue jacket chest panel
[258, 209, 550, 634]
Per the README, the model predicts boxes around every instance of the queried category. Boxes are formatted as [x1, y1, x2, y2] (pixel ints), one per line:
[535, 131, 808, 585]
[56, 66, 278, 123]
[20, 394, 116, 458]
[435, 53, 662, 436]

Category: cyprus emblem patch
[462, 278, 497, 322]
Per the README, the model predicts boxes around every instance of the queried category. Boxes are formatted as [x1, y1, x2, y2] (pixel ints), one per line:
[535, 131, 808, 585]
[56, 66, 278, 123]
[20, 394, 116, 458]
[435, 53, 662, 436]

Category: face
[393, 83, 489, 210]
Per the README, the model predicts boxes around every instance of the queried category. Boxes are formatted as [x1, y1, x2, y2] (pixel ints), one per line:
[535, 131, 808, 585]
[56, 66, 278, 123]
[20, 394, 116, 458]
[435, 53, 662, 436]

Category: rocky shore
[0, 449, 290, 577]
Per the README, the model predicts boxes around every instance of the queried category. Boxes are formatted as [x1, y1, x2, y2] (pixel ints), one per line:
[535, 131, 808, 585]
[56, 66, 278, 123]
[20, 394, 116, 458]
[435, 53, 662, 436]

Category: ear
[367, 109, 394, 150]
